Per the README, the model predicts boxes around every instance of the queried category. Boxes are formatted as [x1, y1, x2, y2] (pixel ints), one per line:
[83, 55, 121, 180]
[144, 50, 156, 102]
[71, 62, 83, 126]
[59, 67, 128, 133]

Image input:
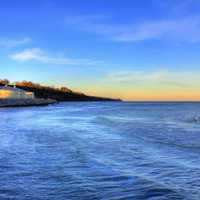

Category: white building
[0, 86, 34, 99]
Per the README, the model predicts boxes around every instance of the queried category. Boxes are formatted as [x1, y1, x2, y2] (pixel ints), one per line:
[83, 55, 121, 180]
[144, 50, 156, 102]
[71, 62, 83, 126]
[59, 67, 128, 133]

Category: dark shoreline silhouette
[0, 79, 121, 102]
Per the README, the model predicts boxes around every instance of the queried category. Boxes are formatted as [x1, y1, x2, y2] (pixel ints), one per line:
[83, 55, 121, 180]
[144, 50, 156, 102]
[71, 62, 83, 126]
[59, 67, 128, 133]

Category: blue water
[1, 102, 200, 200]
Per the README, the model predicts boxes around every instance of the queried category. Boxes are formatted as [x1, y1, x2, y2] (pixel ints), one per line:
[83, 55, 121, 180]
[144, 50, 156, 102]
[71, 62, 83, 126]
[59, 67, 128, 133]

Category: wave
[184, 115, 200, 124]
[92, 116, 148, 126]
[93, 173, 185, 200]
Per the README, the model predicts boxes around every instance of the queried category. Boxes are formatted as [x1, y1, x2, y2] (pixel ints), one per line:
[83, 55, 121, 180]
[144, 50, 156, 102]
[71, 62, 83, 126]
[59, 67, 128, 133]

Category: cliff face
[0, 80, 121, 102]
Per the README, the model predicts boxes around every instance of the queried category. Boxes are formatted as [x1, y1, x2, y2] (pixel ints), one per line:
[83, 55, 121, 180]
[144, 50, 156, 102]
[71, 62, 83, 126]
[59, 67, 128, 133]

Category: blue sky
[1, 0, 200, 100]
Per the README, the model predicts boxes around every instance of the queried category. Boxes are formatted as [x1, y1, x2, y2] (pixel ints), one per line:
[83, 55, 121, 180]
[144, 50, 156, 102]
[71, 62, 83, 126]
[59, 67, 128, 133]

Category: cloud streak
[107, 70, 200, 88]
[0, 37, 31, 48]
[10, 48, 100, 66]
[112, 16, 200, 42]
[65, 13, 200, 43]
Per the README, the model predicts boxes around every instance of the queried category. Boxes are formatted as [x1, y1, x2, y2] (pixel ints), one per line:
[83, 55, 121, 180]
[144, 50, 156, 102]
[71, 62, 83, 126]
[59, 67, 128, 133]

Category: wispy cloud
[65, 12, 200, 43]
[65, 14, 116, 36]
[107, 70, 200, 88]
[0, 37, 31, 48]
[10, 48, 100, 66]
[111, 16, 200, 42]
[65, 14, 108, 26]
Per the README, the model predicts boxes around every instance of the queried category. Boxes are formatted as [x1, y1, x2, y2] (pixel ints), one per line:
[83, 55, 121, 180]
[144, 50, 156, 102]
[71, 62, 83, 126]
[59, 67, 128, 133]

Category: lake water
[1, 102, 200, 200]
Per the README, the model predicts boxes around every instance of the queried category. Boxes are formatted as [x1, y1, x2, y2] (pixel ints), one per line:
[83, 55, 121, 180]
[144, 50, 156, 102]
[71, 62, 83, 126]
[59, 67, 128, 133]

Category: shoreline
[0, 98, 122, 108]
[0, 98, 57, 108]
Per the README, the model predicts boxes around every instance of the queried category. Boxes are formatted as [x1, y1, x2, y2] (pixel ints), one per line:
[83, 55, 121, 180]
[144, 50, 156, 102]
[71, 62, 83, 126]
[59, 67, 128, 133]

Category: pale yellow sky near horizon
[69, 70, 200, 101]
[80, 88, 200, 101]
[12, 69, 200, 101]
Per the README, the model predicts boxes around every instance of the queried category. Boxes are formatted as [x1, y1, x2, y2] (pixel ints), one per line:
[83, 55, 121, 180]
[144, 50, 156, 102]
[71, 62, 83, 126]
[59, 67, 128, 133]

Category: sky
[1, 0, 200, 101]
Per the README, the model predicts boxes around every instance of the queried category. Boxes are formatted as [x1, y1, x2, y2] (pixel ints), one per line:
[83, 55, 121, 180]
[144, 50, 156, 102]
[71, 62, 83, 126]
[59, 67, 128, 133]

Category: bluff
[0, 80, 121, 102]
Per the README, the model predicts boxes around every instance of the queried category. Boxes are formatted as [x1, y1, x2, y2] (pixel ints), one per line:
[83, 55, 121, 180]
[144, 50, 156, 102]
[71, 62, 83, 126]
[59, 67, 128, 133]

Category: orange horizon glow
[77, 87, 200, 101]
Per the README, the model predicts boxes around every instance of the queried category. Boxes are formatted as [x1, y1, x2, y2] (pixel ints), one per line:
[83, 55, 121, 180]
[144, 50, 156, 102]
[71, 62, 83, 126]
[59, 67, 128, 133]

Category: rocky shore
[0, 98, 57, 107]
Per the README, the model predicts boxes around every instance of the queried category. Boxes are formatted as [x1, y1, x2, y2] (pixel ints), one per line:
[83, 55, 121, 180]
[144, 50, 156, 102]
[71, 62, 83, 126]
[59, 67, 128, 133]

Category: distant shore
[0, 80, 121, 102]
[0, 98, 57, 108]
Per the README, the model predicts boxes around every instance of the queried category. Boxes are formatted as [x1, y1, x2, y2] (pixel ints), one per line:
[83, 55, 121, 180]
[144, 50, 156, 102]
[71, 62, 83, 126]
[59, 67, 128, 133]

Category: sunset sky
[1, 0, 200, 100]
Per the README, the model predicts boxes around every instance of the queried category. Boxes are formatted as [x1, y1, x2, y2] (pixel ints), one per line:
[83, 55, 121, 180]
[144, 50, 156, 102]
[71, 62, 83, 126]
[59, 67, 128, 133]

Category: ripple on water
[1, 102, 200, 199]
